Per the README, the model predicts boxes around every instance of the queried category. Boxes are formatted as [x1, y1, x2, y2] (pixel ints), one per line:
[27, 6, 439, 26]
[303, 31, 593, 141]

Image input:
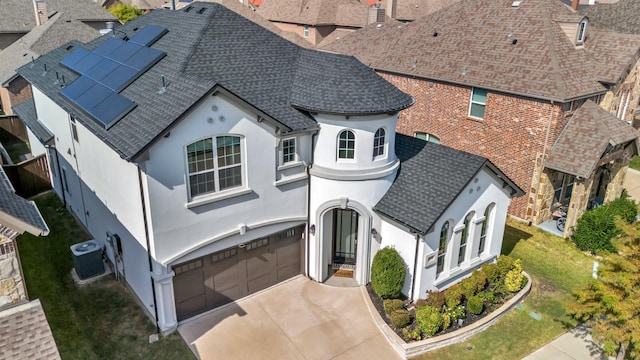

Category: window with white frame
[469, 88, 487, 119]
[478, 204, 494, 255]
[282, 137, 296, 164]
[577, 19, 587, 44]
[617, 89, 631, 121]
[337, 130, 355, 159]
[373, 128, 385, 158]
[437, 221, 450, 275]
[303, 25, 309, 38]
[186, 135, 243, 198]
[459, 212, 474, 265]
[414, 132, 440, 144]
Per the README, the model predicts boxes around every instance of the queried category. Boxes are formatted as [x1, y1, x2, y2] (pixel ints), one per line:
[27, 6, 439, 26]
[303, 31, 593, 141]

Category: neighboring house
[0, 0, 117, 51]
[0, 299, 60, 360]
[0, 13, 100, 115]
[322, 0, 640, 236]
[16, 3, 521, 331]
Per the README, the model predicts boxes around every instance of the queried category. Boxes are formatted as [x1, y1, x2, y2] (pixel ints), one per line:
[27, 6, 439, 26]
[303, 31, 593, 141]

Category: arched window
[373, 128, 386, 158]
[577, 19, 587, 44]
[478, 203, 495, 255]
[437, 221, 450, 275]
[459, 212, 474, 265]
[186, 135, 243, 197]
[337, 130, 355, 159]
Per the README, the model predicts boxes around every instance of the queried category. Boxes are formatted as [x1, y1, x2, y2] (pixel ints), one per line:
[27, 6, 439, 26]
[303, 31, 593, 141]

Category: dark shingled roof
[0, 167, 49, 236]
[18, 3, 412, 160]
[0, 300, 60, 360]
[582, 0, 640, 35]
[13, 99, 54, 145]
[374, 134, 523, 235]
[322, 0, 609, 102]
[546, 100, 639, 178]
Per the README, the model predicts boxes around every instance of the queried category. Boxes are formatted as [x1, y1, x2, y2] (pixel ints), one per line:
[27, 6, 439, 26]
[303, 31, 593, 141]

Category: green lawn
[412, 219, 594, 360]
[629, 155, 640, 171]
[17, 192, 195, 360]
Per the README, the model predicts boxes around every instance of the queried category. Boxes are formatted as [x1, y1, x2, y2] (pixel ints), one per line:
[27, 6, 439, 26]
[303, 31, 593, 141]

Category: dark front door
[332, 209, 358, 265]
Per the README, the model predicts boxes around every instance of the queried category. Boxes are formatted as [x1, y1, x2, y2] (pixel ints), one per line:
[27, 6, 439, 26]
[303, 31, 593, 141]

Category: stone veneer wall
[0, 235, 26, 308]
[601, 55, 640, 126]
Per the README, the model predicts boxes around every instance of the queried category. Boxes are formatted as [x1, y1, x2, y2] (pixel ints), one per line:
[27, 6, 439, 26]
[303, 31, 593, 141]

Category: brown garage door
[173, 225, 304, 321]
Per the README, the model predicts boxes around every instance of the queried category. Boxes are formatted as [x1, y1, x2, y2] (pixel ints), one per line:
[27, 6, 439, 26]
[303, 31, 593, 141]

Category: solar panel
[100, 65, 139, 92]
[60, 48, 91, 71]
[123, 47, 165, 71]
[84, 58, 119, 83]
[129, 25, 168, 47]
[108, 41, 143, 63]
[93, 37, 125, 57]
[90, 93, 136, 129]
[73, 52, 104, 74]
[60, 76, 96, 100]
[74, 83, 113, 110]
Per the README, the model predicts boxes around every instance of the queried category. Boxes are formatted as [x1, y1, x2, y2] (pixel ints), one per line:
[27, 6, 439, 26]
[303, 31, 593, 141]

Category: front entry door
[333, 209, 358, 265]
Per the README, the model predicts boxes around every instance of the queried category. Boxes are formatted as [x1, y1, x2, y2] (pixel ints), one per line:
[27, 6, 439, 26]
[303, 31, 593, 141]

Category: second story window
[186, 135, 243, 198]
[338, 130, 355, 160]
[282, 138, 296, 164]
[303, 25, 309, 38]
[469, 88, 487, 120]
[373, 128, 385, 158]
[414, 132, 440, 144]
[577, 19, 587, 44]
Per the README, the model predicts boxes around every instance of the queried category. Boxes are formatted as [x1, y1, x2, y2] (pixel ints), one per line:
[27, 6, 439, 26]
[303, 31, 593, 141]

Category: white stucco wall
[378, 220, 418, 298]
[142, 92, 310, 265]
[25, 127, 46, 157]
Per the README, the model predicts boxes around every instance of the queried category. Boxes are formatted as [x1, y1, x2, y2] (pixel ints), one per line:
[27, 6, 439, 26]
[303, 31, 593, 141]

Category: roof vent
[511, 1, 521, 8]
[433, 32, 438, 37]
[376, 23, 383, 29]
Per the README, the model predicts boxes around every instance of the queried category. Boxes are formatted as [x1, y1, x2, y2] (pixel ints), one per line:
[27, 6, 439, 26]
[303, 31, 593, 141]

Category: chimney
[33, 0, 48, 26]
[368, 6, 385, 25]
[571, 0, 579, 11]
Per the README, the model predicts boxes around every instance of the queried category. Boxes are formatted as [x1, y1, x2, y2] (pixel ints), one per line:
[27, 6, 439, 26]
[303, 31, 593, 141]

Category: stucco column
[151, 270, 177, 333]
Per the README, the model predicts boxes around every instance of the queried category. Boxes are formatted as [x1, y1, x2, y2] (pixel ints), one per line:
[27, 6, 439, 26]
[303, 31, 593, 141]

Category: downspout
[410, 232, 420, 301]
[305, 130, 318, 278]
[48, 145, 66, 207]
[529, 100, 555, 226]
[138, 167, 160, 335]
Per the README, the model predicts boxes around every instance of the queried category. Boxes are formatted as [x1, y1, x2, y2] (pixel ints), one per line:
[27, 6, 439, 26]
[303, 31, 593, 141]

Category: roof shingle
[0, 300, 60, 360]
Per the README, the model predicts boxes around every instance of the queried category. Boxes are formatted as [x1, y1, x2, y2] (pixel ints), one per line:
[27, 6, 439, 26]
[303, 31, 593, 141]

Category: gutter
[305, 130, 318, 278]
[410, 232, 420, 301]
[138, 167, 160, 335]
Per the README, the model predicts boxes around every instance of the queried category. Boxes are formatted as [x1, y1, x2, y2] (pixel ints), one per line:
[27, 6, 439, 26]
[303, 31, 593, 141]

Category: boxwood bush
[467, 295, 484, 315]
[390, 309, 411, 328]
[481, 263, 500, 284]
[371, 247, 406, 299]
[572, 198, 637, 254]
[444, 284, 464, 308]
[383, 299, 404, 315]
[415, 305, 444, 337]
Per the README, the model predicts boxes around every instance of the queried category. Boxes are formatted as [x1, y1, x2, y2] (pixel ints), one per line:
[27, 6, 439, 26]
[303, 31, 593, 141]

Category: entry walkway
[178, 276, 401, 360]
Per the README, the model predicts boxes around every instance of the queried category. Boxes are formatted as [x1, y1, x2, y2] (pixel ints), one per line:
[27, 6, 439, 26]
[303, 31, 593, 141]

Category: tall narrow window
[478, 204, 494, 255]
[577, 20, 587, 44]
[71, 123, 79, 142]
[373, 128, 385, 158]
[459, 212, 473, 265]
[282, 138, 296, 164]
[186, 135, 243, 198]
[303, 25, 309, 38]
[338, 130, 355, 159]
[469, 88, 487, 119]
[61, 167, 70, 194]
[437, 221, 449, 275]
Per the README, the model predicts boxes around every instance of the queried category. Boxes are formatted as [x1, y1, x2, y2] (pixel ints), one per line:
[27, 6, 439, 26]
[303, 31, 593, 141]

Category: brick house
[323, 0, 640, 236]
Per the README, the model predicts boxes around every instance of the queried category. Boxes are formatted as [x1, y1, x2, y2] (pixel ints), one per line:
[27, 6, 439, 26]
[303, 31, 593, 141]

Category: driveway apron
[178, 276, 401, 360]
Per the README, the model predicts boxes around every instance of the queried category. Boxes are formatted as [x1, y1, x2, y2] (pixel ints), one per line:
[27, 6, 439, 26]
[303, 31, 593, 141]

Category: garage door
[173, 225, 304, 321]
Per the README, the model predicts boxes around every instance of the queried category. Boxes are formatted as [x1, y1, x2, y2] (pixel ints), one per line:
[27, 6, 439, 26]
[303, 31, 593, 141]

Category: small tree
[371, 247, 406, 299]
[567, 219, 640, 358]
[109, 4, 143, 24]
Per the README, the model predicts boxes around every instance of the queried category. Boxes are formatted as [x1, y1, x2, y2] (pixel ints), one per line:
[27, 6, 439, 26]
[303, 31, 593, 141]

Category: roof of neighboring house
[13, 99, 54, 145]
[257, 0, 370, 27]
[0, 14, 100, 86]
[546, 100, 639, 178]
[386, 0, 462, 21]
[0, 166, 49, 236]
[0, 300, 60, 360]
[585, 30, 640, 85]
[373, 134, 523, 235]
[322, 0, 611, 102]
[0, 0, 116, 33]
[17, 3, 412, 161]
[582, 0, 640, 35]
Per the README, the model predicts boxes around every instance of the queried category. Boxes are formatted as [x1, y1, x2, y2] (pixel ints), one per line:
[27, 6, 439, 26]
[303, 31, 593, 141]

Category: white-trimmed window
[478, 204, 494, 255]
[577, 19, 587, 44]
[437, 221, 450, 275]
[373, 128, 385, 158]
[71, 123, 79, 142]
[414, 132, 440, 144]
[617, 89, 631, 121]
[303, 25, 309, 38]
[186, 135, 243, 198]
[469, 88, 487, 119]
[459, 212, 474, 265]
[282, 137, 296, 164]
[337, 130, 355, 160]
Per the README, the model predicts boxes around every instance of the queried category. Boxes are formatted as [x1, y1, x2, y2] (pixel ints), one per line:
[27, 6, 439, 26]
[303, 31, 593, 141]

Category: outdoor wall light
[309, 224, 316, 235]
[371, 228, 378, 236]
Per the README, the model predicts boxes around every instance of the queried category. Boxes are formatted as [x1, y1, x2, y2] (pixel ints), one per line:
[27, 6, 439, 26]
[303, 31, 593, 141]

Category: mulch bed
[366, 283, 514, 342]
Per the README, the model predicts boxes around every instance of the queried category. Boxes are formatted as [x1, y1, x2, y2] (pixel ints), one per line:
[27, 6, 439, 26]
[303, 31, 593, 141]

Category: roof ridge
[179, 5, 221, 75]
[540, 3, 567, 100]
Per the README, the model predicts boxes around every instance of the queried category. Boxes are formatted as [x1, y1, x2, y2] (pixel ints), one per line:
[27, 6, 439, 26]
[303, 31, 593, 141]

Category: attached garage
[173, 225, 305, 321]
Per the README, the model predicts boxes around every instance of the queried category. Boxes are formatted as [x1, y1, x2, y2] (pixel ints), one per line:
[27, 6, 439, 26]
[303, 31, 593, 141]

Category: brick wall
[381, 73, 569, 220]
[3, 77, 33, 115]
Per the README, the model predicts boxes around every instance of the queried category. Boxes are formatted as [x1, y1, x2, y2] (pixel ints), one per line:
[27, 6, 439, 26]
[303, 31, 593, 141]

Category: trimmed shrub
[471, 270, 487, 292]
[402, 324, 422, 341]
[442, 312, 452, 330]
[477, 290, 498, 304]
[390, 309, 411, 328]
[571, 205, 619, 254]
[415, 305, 444, 337]
[482, 263, 500, 284]
[445, 305, 466, 322]
[497, 255, 515, 277]
[383, 299, 404, 314]
[460, 277, 478, 299]
[424, 290, 445, 308]
[467, 295, 484, 315]
[444, 284, 464, 308]
[415, 298, 427, 308]
[607, 197, 638, 223]
[505, 259, 526, 292]
[371, 247, 406, 298]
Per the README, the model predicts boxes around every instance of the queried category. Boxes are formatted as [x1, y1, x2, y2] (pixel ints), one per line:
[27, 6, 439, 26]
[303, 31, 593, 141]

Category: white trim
[576, 19, 587, 44]
[277, 161, 304, 171]
[185, 187, 252, 208]
[309, 158, 399, 181]
[336, 129, 356, 162]
[274, 173, 308, 187]
[280, 137, 298, 165]
[468, 87, 487, 120]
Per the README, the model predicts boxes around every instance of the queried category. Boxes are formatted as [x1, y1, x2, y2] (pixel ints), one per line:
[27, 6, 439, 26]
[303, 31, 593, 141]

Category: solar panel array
[59, 26, 167, 129]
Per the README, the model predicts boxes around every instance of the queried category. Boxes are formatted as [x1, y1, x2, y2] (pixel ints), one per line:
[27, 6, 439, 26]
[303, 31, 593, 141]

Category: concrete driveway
[623, 168, 640, 202]
[178, 276, 401, 360]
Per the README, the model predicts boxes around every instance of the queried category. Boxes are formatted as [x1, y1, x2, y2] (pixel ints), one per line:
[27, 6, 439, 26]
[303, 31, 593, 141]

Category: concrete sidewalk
[523, 324, 608, 360]
[623, 168, 640, 202]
